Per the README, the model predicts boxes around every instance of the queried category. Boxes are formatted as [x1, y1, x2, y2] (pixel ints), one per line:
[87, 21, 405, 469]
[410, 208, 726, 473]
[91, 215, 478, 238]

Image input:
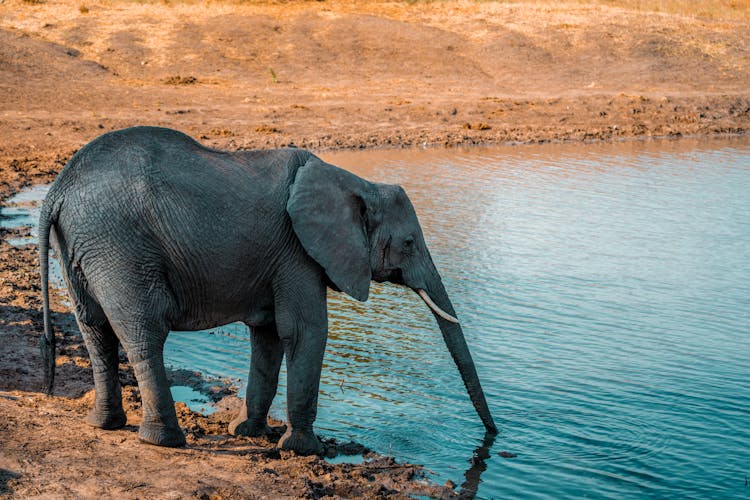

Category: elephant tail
[39, 197, 58, 396]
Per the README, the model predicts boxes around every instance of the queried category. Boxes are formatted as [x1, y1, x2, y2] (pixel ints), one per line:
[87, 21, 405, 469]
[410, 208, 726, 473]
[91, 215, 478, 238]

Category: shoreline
[3, 92, 748, 157]
[317, 129, 750, 153]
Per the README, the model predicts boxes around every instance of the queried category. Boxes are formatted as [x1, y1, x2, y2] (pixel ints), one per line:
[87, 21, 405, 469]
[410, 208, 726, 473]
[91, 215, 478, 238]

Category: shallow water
[4, 137, 749, 498]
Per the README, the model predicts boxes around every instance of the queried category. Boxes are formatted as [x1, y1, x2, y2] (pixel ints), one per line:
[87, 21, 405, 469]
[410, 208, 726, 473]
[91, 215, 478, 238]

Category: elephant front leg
[229, 323, 284, 437]
[78, 320, 127, 430]
[277, 328, 327, 456]
[279, 302, 328, 455]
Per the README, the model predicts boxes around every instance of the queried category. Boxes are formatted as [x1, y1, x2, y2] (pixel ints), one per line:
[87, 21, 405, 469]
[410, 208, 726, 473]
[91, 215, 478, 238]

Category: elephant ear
[287, 157, 371, 302]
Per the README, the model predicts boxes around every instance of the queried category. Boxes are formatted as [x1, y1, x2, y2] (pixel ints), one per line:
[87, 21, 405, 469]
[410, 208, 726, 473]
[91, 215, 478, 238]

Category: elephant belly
[168, 305, 274, 331]
[166, 272, 276, 332]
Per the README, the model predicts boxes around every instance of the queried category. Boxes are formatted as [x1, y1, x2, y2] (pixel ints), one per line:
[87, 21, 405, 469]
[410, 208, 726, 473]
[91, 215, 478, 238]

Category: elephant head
[287, 156, 497, 434]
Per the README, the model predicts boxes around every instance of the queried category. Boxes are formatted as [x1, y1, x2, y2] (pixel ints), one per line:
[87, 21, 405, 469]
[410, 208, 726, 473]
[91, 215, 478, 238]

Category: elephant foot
[138, 421, 186, 448]
[278, 428, 324, 456]
[228, 416, 274, 437]
[86, 406, 127, 430]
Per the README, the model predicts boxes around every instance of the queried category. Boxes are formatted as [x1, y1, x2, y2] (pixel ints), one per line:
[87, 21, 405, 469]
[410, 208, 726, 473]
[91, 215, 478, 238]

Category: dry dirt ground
[1, 0, 749, 498]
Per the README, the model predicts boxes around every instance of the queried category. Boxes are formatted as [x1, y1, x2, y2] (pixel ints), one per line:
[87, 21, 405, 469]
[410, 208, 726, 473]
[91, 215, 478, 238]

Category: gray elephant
[39, 126, 496, 455]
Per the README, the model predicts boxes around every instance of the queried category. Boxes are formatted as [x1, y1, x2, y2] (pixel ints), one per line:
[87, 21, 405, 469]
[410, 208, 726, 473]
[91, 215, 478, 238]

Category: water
[0, 184, 64, 289]
[4, 137, 749, 498]
[169, 385, 216, 415]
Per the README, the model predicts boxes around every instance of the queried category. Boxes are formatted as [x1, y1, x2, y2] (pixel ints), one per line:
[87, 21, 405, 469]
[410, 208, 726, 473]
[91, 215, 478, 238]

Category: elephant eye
[402, 237, 415, 253]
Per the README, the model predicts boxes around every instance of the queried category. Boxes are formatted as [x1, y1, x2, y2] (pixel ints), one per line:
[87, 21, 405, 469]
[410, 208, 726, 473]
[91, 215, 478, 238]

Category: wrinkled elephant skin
[39, 126, 496, 455]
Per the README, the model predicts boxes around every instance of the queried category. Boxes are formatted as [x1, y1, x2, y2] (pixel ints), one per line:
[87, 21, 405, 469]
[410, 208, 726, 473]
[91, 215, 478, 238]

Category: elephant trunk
[418, 274, 497, 434]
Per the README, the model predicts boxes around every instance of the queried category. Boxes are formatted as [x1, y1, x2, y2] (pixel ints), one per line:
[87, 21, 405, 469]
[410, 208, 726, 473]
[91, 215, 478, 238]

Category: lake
[4, 137, 749, 498]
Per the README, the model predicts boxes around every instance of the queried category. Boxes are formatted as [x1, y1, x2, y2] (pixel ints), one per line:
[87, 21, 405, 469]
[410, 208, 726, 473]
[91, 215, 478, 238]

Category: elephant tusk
[417, 289, 460, 324]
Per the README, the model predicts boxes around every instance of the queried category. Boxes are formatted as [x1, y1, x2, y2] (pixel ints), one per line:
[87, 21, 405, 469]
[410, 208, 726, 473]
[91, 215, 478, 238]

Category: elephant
[39, 126, 496, 455]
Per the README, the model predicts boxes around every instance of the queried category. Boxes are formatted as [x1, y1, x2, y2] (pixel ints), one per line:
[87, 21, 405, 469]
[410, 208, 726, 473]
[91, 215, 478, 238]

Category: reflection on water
[460, 432, 497, 498]
[6, 137, 750, 498]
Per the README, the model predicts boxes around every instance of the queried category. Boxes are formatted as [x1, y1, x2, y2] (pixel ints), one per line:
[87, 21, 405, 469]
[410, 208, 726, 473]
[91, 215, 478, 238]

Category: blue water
[5, 137, 749, 498]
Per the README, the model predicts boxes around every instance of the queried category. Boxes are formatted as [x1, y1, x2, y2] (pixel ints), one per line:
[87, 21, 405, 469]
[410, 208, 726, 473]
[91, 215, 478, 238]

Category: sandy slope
[2, 0, 748, 158]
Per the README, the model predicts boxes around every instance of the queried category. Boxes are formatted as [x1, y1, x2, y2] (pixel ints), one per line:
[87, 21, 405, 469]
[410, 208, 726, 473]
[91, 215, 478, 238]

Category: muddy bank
[1, 0, 749, 497]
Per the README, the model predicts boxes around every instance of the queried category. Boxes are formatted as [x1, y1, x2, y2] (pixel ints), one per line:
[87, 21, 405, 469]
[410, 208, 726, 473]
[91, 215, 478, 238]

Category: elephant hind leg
[128, 346, 185, 447]
[78, 317, 127, 430]
[91, 274, 185, 448]
[113, 319, 185, 448]
[56, 231, 125, 428]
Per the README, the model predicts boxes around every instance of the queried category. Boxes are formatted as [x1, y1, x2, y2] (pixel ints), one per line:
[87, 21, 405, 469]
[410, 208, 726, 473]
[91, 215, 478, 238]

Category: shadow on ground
[0, 304, 98, 397]
[0, 469, 20, 495]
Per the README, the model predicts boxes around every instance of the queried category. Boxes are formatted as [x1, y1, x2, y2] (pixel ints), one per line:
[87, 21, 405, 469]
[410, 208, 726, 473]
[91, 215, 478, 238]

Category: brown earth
[1, 0, 749, 498]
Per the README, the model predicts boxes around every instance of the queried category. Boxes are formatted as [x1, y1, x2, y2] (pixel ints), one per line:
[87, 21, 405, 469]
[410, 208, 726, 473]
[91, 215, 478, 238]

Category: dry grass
[19, 0, 749, 21]
[584, 0, 750, 20]
[399, 0, 748, 21]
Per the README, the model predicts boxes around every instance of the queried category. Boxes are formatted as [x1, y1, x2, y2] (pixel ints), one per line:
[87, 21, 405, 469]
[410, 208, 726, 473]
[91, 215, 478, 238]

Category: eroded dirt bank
[1, 0, 749, 497]
[2, 0, 749, 158]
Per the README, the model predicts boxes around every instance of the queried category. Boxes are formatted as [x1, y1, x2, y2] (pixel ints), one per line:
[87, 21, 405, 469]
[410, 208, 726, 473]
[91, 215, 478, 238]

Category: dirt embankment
[2, 0, 749, 158]
[1, 0, 749, 498]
